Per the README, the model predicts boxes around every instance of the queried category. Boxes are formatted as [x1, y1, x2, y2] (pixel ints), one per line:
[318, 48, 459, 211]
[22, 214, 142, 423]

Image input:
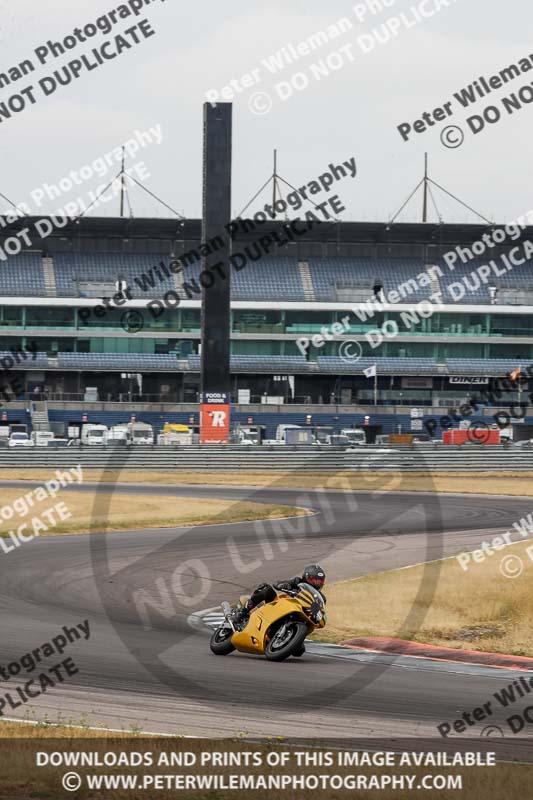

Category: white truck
[263, 424, 313, 445]
[328, 434, 351, 446]
[31, 430, 55, 447]
[81, 424, 109, 446]
[108, 424, 129, 443]
[127, 422, 154, 446]
[233, 425, 264, 445]
[160, 424, 193, 445]
[341, 428, 366, 446]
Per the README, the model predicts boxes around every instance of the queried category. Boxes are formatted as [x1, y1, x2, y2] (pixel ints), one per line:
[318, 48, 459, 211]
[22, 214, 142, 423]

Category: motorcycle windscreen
[295, 583, 325, 624]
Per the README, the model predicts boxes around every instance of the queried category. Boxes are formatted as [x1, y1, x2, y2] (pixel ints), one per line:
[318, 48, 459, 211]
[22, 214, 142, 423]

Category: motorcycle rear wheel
[265, 621, 308, 662]
[210, 626, 235, 655]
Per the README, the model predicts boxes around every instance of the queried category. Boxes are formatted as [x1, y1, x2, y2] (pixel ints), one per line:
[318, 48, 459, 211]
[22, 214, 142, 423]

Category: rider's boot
[232, 599, 253, 627]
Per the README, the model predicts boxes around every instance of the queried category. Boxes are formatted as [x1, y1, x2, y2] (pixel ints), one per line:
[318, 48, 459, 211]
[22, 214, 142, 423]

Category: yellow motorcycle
[209, 583, 326, 661]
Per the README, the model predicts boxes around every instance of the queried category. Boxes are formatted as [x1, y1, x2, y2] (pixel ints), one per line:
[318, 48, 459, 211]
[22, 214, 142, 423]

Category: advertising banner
[200, 392, 230, 444]
[449, 377, 489, 385]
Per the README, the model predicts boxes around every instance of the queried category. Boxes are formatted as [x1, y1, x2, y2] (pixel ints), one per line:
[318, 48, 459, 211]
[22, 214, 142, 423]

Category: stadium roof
[1, 215, 532, 248]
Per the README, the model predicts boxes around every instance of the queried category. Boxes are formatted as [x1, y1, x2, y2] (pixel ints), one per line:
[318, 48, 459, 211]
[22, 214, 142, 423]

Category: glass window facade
[0, 306, 533, 339]
[0, 306, 533, 363]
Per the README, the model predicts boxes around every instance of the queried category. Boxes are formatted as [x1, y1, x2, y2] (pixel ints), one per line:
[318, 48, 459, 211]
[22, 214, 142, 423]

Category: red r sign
[200, 403, 230, 443]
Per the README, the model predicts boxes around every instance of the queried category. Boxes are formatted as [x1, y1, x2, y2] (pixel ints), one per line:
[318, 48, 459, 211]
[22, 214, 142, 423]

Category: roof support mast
[389, 153, 492, 226]
[422, 152, 428, 223]
[120, 146, 125, 217]
[272, 149, 277, 218]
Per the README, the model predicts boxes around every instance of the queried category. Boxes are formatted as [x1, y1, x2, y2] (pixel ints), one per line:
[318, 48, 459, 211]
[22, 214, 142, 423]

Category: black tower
[200, 102, 232, 398]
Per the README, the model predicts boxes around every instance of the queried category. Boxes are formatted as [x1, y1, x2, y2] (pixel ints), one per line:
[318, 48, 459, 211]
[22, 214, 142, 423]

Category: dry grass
[320, 539, 533, 655]
[1, 468, 533, 495]
[0, 488, 306, 536]
[0, 720, 147, 738]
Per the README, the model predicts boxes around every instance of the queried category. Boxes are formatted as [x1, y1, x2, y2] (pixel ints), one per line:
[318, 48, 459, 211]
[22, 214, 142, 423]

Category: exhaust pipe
[221, 601, 235, 630]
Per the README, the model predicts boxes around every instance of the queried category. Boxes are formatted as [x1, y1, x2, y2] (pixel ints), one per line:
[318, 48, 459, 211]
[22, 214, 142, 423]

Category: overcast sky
[1, 0, 531, 225]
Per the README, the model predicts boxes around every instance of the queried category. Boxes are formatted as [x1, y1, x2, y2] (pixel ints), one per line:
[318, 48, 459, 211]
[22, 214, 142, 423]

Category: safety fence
[0, 445, 531, 471]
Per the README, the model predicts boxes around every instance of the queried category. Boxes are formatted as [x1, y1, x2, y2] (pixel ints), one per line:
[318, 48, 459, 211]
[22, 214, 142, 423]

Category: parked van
[127, 422, 154, 446]
[108, 425, 129, 443]
[162, 424, 192, 444]
[9, 432, 34, 448]
[31, 431, 55, 447]
[340, 428, 366, 446]
[81, 424, 109, 446]
[232, 425, 264, 445]
[263, 425, 313, 445]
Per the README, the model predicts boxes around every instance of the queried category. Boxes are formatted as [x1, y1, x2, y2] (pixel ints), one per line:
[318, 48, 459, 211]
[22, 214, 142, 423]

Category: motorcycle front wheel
[210, 626, 235, 655]
[265, 621, 308, 661]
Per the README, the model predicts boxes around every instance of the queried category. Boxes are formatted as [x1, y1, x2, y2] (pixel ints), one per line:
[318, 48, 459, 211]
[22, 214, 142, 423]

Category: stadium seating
[0, 352, 180, 371]
[58, 353, 179, 370]
[309, 257, 533, 305]
[33, 253, 307, 301]
[309, 257, 438, 303]
[6, 351, 527, 377]
[0, 350, 49, 368]
[2, 251, 533, 305]
[0, 252, 46, 295]
[439, 261, 491, 304]
[178, 256, 305, 301]
[446, 358, 529, 375]
[52, 253, 177, 298]
[0, 352, 316, 373]
[317, 357, 438, 374]
[187, 354, 312, 372]
[231, 256, 304, 300]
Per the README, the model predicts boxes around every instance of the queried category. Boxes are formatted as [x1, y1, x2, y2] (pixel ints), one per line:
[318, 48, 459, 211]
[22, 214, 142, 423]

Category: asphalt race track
[1, 479, 532, 752]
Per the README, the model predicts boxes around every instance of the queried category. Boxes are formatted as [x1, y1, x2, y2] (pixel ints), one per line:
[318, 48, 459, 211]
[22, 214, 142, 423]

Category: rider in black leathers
[233, 564, 326, 625]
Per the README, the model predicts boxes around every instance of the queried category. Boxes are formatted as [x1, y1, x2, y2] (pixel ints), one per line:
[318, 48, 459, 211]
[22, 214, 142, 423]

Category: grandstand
[0, 215, 533, 435]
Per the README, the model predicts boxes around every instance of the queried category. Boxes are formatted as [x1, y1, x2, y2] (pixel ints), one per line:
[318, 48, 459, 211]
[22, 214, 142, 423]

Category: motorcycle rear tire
[210, 626, 235, 655]
[265, 621, 308, 662]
